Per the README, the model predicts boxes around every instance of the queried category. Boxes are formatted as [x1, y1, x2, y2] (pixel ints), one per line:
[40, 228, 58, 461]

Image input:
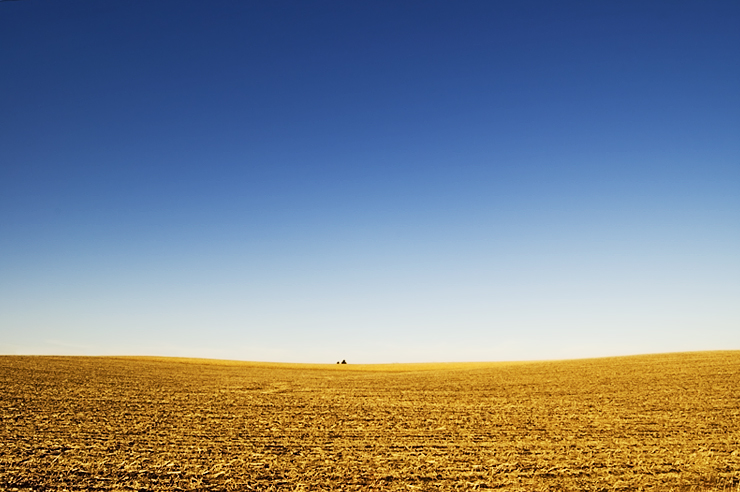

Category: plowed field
[1, 351, 739, 491]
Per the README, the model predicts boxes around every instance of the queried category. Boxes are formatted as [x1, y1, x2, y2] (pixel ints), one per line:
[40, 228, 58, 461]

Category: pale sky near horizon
[1, 0, 739, 363]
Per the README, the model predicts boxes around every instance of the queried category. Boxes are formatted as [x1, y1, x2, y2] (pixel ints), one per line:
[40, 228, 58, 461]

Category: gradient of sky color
[1, 0, 739, 363]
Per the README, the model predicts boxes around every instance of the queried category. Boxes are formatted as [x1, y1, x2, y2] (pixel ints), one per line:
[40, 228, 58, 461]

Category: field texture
[1, 351, 739, 491]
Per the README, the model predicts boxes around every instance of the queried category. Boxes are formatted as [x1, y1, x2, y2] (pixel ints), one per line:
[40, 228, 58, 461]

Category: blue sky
[1, 0, 738, 362]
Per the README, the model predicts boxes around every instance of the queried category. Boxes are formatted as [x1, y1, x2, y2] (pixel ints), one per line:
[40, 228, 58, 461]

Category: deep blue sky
[1, 0, 738, 362]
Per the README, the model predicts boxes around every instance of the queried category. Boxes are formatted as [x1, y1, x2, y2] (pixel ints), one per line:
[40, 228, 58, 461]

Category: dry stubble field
[1, 351, 739, 491]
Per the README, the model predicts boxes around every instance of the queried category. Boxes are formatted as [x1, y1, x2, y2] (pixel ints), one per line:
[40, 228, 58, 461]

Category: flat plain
[1, 351, 739, 491]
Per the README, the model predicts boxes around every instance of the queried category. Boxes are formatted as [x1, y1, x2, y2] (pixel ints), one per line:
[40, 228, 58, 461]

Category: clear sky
[1, 0, 738, 363]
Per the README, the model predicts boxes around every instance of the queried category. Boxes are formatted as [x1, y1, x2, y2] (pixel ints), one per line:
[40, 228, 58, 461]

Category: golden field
[1, 351, 739, 491]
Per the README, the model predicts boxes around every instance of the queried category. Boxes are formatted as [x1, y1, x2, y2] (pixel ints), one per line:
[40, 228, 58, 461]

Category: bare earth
[1, 351, 739, 491]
